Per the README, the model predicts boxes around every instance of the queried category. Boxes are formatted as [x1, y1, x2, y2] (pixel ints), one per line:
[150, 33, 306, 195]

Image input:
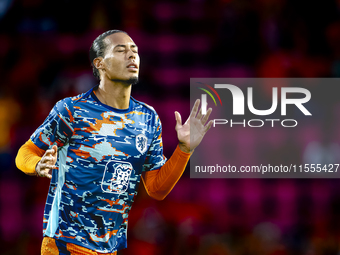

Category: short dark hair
[89, 30, 128, 80]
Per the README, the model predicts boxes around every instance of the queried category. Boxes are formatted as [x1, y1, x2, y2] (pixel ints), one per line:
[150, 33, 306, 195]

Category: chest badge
[102, 160, 133, 194]
[136, 134, 148, 154]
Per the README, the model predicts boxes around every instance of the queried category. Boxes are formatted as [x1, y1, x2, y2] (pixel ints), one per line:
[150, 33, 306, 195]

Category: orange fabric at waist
[41, 237, 117, 255]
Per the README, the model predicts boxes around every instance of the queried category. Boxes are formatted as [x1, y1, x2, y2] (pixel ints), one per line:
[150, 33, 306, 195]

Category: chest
[68, 107, 155, 167]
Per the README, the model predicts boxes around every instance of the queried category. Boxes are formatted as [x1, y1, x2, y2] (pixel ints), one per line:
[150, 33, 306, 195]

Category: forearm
[15, 139, 45, 175]
[142, 145, 191, 200]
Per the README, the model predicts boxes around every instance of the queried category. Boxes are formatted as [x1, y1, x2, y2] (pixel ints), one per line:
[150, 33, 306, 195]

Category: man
[16, 30, 212, 254]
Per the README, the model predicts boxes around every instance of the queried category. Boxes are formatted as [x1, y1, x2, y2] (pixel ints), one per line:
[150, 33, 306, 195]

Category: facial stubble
[110, 76, 138, 86]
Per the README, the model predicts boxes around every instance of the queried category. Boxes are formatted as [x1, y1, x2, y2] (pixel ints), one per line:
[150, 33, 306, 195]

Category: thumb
[175, 111, 182, 128]
[52, 145, 58, 156]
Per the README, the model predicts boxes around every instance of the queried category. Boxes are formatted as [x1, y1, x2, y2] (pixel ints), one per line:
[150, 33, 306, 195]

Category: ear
[93, 57, 105, 71]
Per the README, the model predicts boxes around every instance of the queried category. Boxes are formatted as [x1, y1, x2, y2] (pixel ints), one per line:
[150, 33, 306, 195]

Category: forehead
[103, 32, 136, 48]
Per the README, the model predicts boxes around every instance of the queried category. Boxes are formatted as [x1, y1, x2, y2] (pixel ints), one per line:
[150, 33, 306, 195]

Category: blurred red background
[1, 0, 340, 254]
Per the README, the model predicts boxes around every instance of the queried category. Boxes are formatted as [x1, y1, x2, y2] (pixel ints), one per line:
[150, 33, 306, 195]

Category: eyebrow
[114, 44, 138, 49]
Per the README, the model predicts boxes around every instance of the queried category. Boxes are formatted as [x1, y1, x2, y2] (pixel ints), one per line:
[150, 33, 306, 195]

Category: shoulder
[56, 88, 93, 108]
[54, 91, 90, 116]
[130, 97, 162, 127]
[131, 97, 159, 116]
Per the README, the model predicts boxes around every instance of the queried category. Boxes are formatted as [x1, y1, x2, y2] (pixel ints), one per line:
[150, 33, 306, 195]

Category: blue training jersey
[30, 87, 166, 252]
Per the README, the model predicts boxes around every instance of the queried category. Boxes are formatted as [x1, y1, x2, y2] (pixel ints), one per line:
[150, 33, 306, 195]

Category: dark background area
[1, 0, 340, 254]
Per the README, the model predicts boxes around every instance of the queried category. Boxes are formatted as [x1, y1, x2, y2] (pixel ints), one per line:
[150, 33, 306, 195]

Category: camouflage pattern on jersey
[31, 87, 166, 253]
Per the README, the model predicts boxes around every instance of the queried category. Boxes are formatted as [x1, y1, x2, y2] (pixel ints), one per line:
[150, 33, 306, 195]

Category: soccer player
[16, 30, 212, 254]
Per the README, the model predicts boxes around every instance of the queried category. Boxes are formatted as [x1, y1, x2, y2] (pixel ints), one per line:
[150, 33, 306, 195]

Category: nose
[127, 49, 137, 60]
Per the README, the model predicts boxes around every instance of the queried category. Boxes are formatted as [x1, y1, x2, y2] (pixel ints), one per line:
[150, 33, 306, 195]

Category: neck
[95, 79, 132, 109]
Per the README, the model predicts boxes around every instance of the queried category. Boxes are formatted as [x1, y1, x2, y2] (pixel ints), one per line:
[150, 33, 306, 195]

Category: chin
[111, 76, 139, 85]
[128, 76, 139, 85]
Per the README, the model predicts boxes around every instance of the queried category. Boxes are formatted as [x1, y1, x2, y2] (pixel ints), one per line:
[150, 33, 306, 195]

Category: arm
[15, 98, 73, 178]
[16, 139, 58, 178]
[15, 139, 45, 176]
[142, 145, 191, 200]
[142, 99, 212, 200]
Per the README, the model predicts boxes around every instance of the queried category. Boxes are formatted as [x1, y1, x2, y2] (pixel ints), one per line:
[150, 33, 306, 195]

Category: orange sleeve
[15, 139, 46, 175]
[141, 145, 191, 200]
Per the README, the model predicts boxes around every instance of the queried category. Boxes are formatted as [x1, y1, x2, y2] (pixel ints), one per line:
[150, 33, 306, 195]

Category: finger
[45, 145, 58, 156]
[175, 111, 182, 128]
[196, 107, 203, 120]
[45, 169, 52, 179]
[189, 99, 200, 118]
[204, 120, 214, 132]
[39, 170, 52, 179]
[44, 148, 55, 156]
[184, 117, 190, 125]
[41, 156, 54, 163]
[39, 163, 57, 170]
[52, 145, 58, 156]
[201, 108, 212, 125]
[36, 167, 51, 178]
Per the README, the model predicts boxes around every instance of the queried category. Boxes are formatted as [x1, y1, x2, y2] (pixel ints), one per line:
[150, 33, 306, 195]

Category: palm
[175, 99, 213, 153]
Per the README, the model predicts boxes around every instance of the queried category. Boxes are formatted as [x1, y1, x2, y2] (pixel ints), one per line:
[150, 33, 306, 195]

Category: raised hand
[35, 145, 58, 179]
[175, 99, 213, 153]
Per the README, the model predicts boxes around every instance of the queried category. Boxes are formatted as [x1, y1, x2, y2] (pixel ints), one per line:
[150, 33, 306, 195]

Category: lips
[126, 63, 138, 70]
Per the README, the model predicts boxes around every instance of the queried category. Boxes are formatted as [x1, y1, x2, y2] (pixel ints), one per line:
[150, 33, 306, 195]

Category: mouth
[126, 63, 138, 72]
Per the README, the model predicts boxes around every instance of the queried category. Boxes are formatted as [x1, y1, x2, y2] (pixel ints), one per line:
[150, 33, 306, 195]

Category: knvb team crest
[136, 134, 147, 154]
